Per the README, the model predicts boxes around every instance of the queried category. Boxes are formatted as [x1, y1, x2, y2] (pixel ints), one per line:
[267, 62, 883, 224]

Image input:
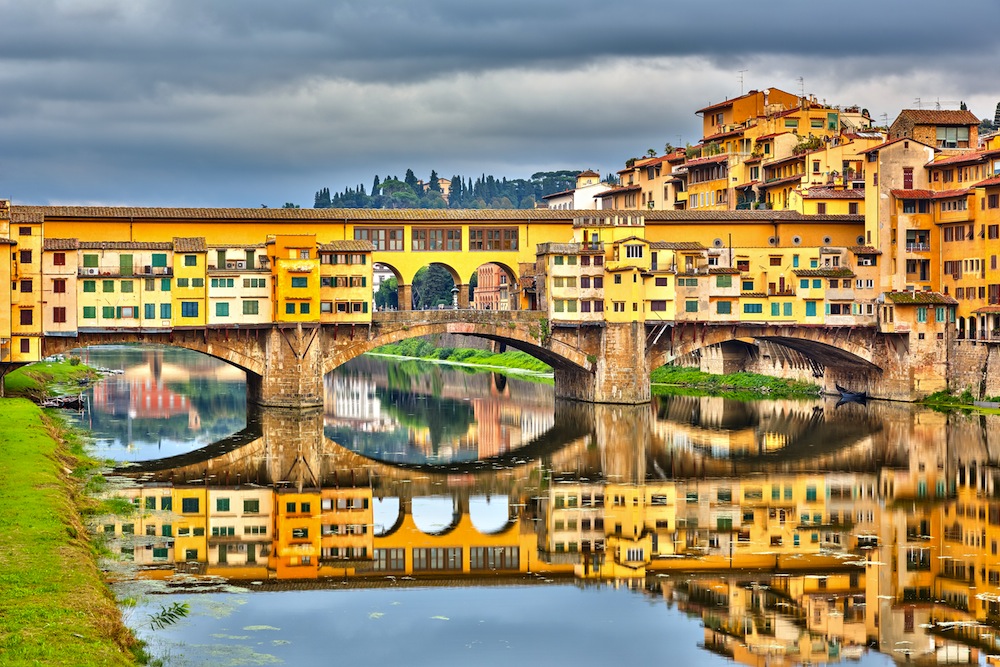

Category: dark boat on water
[835, 384, 868, 404]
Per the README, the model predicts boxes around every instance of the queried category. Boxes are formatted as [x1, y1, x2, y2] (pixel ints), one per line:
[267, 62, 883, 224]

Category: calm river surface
[76, 345, 1000, 666]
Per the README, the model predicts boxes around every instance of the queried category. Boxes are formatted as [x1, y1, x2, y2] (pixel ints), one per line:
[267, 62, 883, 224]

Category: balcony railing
[78, 266, 173, 278]
[905, 243, 930, 252]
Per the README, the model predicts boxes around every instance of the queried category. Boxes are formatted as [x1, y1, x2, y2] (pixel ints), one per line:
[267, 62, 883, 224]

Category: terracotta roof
[755, 132, 789, 141]
[43, 238, 80, 251]
[11, 209, 43, 223]
[541, 188, 574, 200]
[173, 237, 207, 252]
[849, 246, 882, 255]
[598, 184, 641, 196]
[973, 305, 1000, 314]
[649, 241, 706, 251]
[893, 109, 980, 126]
[702, 126, 746, 142]
[79, 241, 172, 250]
[696, 90, 759, 114]
[643, 210, 861, 222]
[931, 188, 970, 199]
[884, 290, 957, 305]
[0, 237, 16, 246]
[764, 153, 805, 169]
[577, 169, 600, 178]
[793, 267, 855, 278]
[207, 242, 266, 249]
[802, 188, 864, 200]
[759, 173, 804, 188]
[890, 189, 933, 199]
[708, 267, 741, 274]
[858, 136, 938, 155]
[927, 149, 1000, 167]
[740, 292, 768, 298]
[733, 181, 760, 189]
[318, 240, 375, 252]
[684, 154, 728, 167]
[973, 175, 1000, 188]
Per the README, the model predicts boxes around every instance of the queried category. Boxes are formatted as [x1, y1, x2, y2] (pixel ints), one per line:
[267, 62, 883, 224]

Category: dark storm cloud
[0, 0, 997, 205]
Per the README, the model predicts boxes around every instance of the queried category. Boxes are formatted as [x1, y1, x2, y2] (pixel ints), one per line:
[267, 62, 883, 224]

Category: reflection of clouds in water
[372, 497, 400, 534]
[413, 496, 455, 532]
[470, 495, 510, 533]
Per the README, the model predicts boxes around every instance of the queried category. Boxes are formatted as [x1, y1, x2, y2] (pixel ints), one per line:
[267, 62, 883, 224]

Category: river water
[75, 345, 1000, 666]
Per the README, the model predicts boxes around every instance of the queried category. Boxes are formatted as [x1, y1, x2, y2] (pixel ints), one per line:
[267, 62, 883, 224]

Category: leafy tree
[646, 148, 657, 157]
[411, 265, 455, 309]
[314, 187, 331, 208]
[374, 276, 398, 310]
[282, 202, 300, 208]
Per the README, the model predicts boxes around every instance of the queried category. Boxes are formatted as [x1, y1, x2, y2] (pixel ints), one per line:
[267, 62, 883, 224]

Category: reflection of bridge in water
[97, 397, 1000, 665]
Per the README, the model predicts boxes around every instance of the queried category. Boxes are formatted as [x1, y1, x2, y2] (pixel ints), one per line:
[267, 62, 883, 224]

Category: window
[120, 280, 133, 293]
[52, 252, 66, 266]
[19, 279, 32, 292]
[215, 302, 229, 317]
[286, 303, 295, 314]
[625, 245, 643, 259]
[717, 301, 731, 315]
[102, 280, 114, 293]
[160, 303, 172, 319]
[181, 498, 199, 513]
[161, 278, 171, 291]
[216, 498, 230, 512]
[102, 306, 115, 319]
[685, 300, 698, 313]
[903, 167, 914, 190]
[184, 255, 197, 267]
[806, 301, 817, 317]
[243, 300, 259, 315]
[181, 302, 199, 318]
[743, 303, 762, 314]
[19, 250, 32, 264]
[83, 280, 96, 293]
[469, 227, 518, 251]
[144, 303, 155, 319]
[176, 278, 189, 287]
[741, 280, 754, 291]
[355, 227, 404, 251]
[19, 309, 33, 326]
[715, 274, 731, 288]
[291, 277, 308, 288]
[300, 303, 310, 314]
[849, 202, 858, 215]
[191, 278, 204, 287]
[244, 499, 260, 514]
[817, 203, 827, 214]
[83, 306, 96, 319]
[52, 307, 66, 323]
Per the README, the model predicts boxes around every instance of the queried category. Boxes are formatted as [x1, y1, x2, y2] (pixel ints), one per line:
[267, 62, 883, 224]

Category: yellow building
[206, 243, 271, 327]
[172, 237, 208, 328]
[317, 240, 374, 323]
[10, 211, 43, 361]
[270, 234, 320, 324]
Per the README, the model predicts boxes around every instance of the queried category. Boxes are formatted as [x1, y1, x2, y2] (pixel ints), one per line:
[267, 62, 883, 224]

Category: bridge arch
[41, 332, 266, 378]
[322, 315, 594, 377]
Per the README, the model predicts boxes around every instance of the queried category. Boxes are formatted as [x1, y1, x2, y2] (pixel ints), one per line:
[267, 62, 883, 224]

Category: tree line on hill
[314, 169, 612, 209]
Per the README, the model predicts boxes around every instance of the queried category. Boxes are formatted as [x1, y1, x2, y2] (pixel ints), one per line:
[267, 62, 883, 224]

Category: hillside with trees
[314, 169, 612, 209]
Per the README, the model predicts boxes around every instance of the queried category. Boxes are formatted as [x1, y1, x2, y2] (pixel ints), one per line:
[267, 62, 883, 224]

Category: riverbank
[0, 398, 138, 666]
[650, 365, 821, 399]
[3, 357, 100, 401]
[371, 338, 552, 374]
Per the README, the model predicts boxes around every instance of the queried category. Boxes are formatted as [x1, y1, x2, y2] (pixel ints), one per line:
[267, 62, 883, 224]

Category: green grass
[371, 338, 553, 373]
[650, 364, 821, 399]
[3, 358, 99, 401]
[0, 399, 139, 666]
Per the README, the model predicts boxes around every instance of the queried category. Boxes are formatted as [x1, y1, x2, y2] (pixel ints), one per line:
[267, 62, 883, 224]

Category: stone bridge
[40, 311, 923, 405]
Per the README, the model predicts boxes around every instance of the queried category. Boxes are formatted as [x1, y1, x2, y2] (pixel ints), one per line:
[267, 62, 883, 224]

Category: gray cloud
[0, 0, 997, 206]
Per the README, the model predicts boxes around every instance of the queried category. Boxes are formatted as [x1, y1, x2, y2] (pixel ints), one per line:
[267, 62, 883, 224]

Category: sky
[2, 0, 998, 208]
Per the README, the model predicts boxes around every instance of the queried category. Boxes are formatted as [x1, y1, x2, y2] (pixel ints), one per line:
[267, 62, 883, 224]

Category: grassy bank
[0, 398, 139, 666]
[3, 357, 99, 401]
[923, 389, 1000, 414]
[651, 365, 821, 399]
[371, 338, 552, 374]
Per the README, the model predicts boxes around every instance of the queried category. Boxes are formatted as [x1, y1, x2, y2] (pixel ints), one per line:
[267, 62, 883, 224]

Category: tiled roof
[890, 189, 933, 199]
[11, 209, 43, 223]
[973, 175, 1000, 188]
[764, 153, 805, 169]
[43, 238, 80, 250]
[793, 267, 855, 278]
[858, 137, 937, 155]
[0, 237, 16, 246]
[207, 242, 266, 249]
[696, 90, 758, 114]
[577, 169, 600, 177]
[684, 154, 728, 167]
[643, 210, 861, 222]
[173, 237, 207, 252]
[802, 188, 864, 200]
[927, 149, 1000, 167]
[649, 241, 706, 250]
[708, 267, 741, 274]
[759, 173, 803, 188]
[318, 240, 375, 252]
[973, 305, 1000, 314]
[79, 241, 172, 250]
[885, 290, 957, 305]
[702, 126, 745, 142]
[733, 180, 760, 189]
[541, 188, 574, 200]
[894, 109, 980, 126]
[598, 185, 642, 196]
[755, 132, 789, 141]
[848, 245, 882, 255]
[931, 188, 970, 199]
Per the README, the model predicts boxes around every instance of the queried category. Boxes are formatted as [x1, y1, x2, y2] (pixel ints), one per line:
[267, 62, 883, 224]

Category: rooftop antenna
[913, 98, 922, 110]
[797, 76, 805, 98]
[738, 69, 749, 95]
[935, 98, 960, 110]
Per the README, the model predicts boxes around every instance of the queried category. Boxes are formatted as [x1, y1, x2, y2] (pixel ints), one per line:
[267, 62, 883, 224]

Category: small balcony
[905, 243, 931, 253]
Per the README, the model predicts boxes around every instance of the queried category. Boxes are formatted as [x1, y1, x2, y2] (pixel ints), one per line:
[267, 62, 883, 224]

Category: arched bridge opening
[648, 323, 886, 395]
